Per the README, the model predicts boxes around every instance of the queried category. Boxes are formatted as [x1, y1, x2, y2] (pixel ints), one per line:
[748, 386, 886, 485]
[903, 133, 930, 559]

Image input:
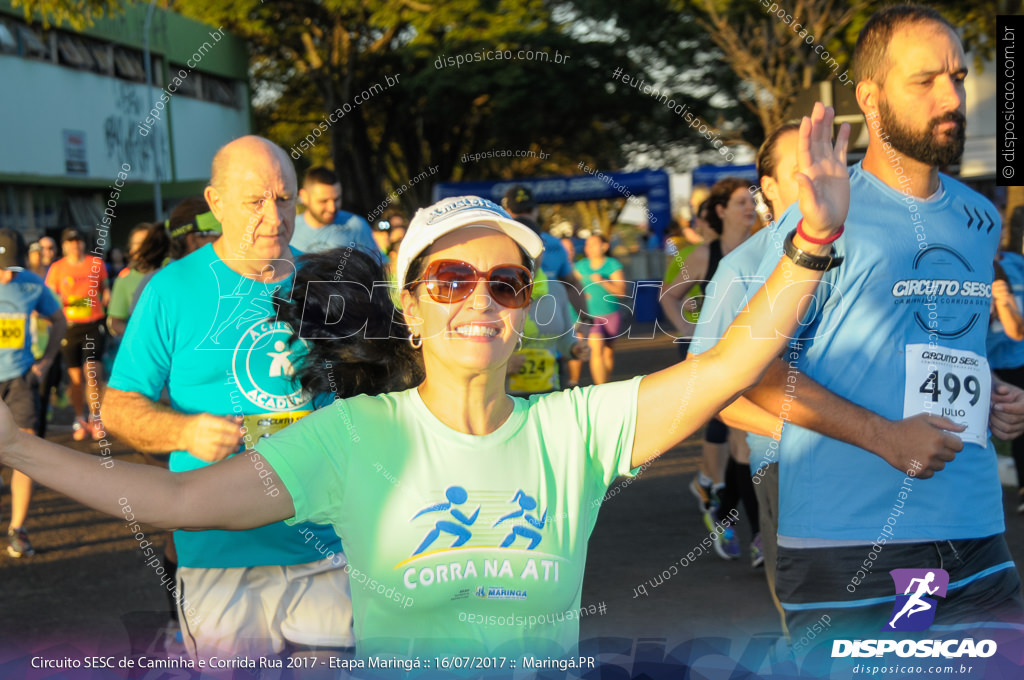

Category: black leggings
[997, 365, 1024, 490]
[718, 456, 760, 531]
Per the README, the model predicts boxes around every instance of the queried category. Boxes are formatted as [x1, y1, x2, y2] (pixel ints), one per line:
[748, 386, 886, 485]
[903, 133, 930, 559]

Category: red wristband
[796, 219, 844, 245]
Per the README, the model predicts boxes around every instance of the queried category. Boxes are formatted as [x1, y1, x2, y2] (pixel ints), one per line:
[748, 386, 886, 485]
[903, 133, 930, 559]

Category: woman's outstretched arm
[0, 403, 295, 532]
[632, 102, 850, 467]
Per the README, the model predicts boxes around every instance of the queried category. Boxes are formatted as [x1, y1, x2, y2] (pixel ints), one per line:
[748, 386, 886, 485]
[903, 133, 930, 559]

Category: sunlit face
[299, 182, 341, 227]
[716, 188, 756, 234]
[761, 130, 800, 219]
[401, 228, 528, 376]
[875, 23, 967, 167]
[584, 235, 607, 259]
[206, 149, 296, 262]
[62, 238, 84, 260]
[39, 238, 56, 266]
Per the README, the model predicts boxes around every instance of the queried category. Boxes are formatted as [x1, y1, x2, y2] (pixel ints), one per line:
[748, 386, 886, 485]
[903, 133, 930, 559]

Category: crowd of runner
[1, 2, 1023, 672]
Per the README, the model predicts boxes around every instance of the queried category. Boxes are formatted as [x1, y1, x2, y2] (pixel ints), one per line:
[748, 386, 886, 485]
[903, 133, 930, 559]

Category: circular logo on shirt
[890, 245, 991, 339]
[232, 319, 312, 411]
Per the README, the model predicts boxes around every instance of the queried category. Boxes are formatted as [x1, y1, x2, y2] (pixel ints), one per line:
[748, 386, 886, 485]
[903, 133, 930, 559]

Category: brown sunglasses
[406, 259, 533, 308]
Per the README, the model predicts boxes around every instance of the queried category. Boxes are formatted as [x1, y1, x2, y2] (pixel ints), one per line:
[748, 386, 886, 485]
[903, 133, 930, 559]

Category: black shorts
[705, 416, 728, 444]
[0, 371, 40, 430]
[61, 320, 106, 369]
[776, 534, 1024, 645]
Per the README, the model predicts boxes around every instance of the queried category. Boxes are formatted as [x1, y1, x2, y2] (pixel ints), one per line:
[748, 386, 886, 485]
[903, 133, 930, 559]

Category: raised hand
[795, 102, 852, 240]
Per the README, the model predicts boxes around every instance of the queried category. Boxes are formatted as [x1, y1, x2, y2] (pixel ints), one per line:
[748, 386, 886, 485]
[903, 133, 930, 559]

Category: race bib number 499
[904, 344, 991, 447]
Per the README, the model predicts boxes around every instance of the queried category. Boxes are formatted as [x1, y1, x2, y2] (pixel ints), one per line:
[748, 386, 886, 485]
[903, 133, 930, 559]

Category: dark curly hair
[277, 247, 423, 398]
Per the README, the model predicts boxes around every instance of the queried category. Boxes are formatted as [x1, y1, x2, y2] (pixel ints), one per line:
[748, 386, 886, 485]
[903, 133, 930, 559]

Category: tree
[10, 0, 129, 29]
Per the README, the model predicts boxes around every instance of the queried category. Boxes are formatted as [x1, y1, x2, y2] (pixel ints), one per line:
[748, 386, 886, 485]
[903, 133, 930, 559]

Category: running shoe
[7, 528, 35, 557]
[702, 508, 740, 560]
[751, 532, 765, 569]
[689, 475, 715, 512]
[719, 526, 741, 560]
[72, 417, 89, 441]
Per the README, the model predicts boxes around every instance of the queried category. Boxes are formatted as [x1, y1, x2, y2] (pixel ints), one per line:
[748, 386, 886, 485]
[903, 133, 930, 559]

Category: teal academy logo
[475, 586, 527, 601]
[891, 246, 991, 339]
[232, 319, 311, 411]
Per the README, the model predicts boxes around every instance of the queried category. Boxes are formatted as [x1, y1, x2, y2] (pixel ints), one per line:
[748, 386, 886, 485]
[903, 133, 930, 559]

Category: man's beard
[309, 207, 336, 225]
[878, 97, 966, 168]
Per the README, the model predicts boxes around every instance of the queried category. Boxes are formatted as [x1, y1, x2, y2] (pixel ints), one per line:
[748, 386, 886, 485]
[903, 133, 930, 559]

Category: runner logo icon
[884, 568, 949, 632]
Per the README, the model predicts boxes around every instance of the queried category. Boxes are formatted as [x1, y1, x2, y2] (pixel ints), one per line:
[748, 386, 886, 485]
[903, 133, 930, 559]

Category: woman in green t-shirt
[0, 106, 851, 660]
[574, 233, 626, 385]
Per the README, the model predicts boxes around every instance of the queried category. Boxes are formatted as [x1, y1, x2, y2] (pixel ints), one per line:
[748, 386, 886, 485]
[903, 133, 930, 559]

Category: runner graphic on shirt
[494, 490, 547, 549]
[210, 278, 283, 345]
[411, 485, 480, 555]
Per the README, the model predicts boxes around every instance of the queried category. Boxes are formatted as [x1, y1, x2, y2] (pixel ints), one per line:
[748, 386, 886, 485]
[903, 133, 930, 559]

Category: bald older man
[102, 136, 351, 660]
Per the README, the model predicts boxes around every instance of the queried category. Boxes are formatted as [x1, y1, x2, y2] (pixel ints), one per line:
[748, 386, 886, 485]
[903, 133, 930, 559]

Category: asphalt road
[1, 327, 1023, 675]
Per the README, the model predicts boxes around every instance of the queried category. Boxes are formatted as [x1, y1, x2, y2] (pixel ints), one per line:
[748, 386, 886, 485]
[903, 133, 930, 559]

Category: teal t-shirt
[109, 244, 340, 568]
[574, 257, 624, 316]
[256, 377, 642, 659]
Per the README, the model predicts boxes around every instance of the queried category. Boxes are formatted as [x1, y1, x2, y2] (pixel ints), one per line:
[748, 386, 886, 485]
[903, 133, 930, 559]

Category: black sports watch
[783, 230, 844, 271]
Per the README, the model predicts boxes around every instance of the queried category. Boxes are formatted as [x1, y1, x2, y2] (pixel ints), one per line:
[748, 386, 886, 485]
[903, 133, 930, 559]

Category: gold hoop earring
[409, 333, 423, 349]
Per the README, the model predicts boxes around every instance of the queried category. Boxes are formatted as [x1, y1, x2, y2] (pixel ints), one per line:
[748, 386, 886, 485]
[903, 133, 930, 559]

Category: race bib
[242, 410, 311, 447]
[509, 348, 557, 393]
[904, 344, 991, 447]
[0, 314, 27, 350]
[65, 296, 95, 322]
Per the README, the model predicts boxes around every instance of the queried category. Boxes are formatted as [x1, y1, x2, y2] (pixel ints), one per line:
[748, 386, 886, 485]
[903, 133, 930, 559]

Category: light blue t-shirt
[291, 210, 377, 256]
[110, 244, 341, 568]
[747, 163, 1003, 543]
[987, 251, 1024, 370]
[689, 221, 793, 474]
[0, 270, 61, 382]
[540, 232, 572, 281]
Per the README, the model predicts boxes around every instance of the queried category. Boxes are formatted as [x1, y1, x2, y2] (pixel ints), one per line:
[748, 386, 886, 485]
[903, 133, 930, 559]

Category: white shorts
[176, 555, 354, 660]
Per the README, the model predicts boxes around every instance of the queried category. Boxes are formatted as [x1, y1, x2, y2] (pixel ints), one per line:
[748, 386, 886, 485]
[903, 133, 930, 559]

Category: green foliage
[11, 0, 129, 29]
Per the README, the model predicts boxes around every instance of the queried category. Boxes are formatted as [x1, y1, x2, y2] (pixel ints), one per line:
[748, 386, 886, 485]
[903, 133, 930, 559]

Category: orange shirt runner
[45, 256, 108, 324]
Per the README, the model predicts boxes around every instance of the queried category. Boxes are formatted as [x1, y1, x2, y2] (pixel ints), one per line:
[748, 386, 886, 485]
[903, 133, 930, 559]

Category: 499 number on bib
[903, 344, 990, 447]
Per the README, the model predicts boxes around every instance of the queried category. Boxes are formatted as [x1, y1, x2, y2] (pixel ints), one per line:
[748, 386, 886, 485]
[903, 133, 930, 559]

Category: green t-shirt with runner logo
[256, 376, 642, 660]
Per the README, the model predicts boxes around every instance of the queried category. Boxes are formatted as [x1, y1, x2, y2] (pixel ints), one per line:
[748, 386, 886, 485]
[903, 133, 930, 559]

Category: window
[204, 74, 240, 108]
[169, 63, 202, 97]
[113, 46, 146, 81]
[17, 24, 49, 60]
[57, 34, 97, 71]
[0, 20, 17, 54]
[89, 42, 114, 75]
